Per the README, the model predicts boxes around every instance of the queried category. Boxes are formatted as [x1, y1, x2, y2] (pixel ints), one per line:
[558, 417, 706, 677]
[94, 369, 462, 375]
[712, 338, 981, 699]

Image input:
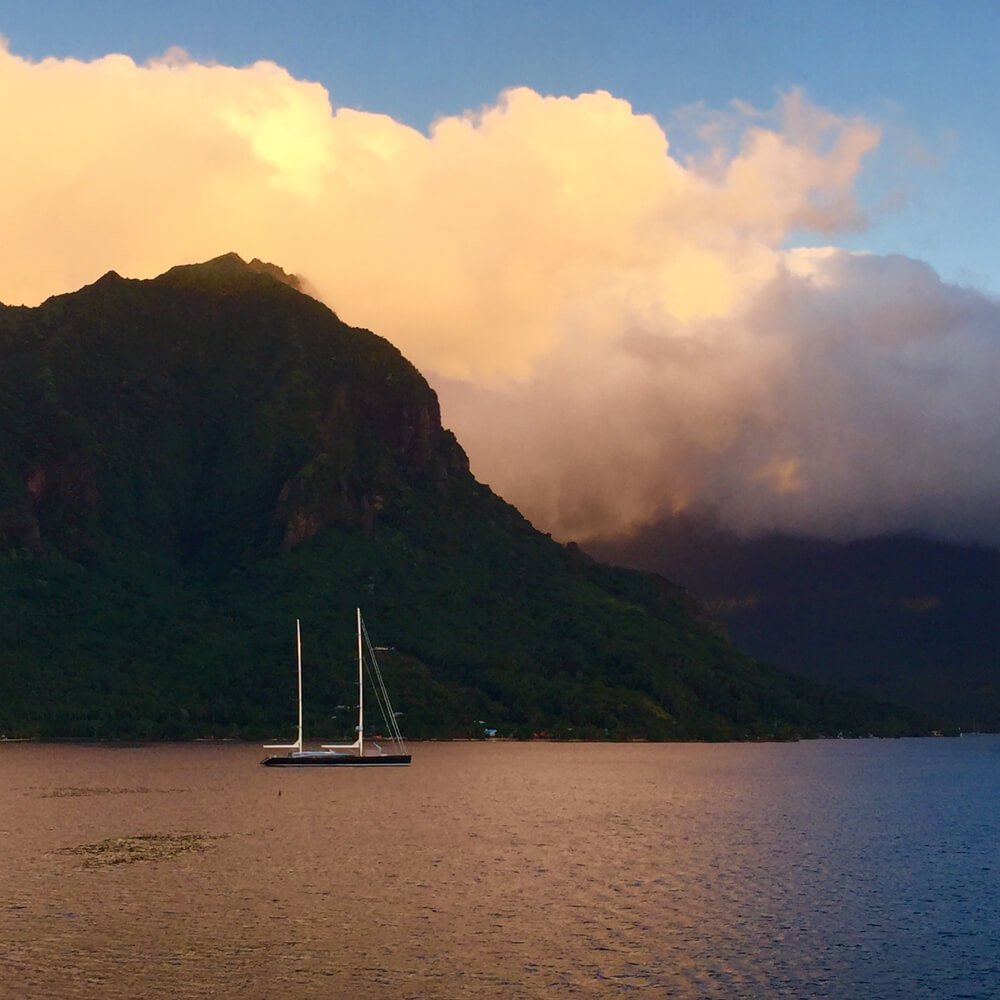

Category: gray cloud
[439, 250, 1000, 546]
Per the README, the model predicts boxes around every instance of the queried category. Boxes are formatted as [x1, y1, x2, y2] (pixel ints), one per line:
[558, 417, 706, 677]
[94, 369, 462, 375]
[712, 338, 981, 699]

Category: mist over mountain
[438, 250, 1000, 549]
[589, 514, 1000, 731]
[0, 255, 926, 741]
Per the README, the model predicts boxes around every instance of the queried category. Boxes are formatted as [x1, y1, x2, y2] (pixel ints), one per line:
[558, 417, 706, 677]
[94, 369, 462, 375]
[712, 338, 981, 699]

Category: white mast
[321, 610, 364, 753]
[296, 618, 303, 752]
[263, 618, 304, 753]
[357, 607, 364, 758]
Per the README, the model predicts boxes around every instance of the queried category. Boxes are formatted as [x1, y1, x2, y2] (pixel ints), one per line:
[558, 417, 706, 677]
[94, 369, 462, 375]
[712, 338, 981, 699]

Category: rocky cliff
[0, 253, 466, 564]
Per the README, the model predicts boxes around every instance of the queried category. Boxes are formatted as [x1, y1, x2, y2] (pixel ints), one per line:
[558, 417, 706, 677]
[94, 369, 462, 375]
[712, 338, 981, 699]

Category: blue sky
[2, 0, 998, 291]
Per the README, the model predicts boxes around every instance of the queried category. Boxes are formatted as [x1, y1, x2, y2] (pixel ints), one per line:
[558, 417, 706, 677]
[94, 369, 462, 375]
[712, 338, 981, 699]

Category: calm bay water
[2, 738, 999, 999]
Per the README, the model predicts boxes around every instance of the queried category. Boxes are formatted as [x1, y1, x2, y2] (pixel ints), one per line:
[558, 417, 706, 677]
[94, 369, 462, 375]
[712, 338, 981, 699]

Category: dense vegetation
[0, 256, 932, 741]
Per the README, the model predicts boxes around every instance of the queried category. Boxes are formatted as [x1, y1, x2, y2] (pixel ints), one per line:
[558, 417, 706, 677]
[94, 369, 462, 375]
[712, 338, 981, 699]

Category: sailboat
[261, 610, 411, 767]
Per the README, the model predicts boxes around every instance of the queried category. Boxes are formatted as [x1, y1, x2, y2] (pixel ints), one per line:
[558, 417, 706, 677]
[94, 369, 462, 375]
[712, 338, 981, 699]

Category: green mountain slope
[0, 255, 930, 740]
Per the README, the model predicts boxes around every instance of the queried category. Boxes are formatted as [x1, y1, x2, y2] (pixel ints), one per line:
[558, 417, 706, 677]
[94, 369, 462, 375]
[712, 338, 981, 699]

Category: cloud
[442, 248, 1000, 544]
[2, 41, 998, 546]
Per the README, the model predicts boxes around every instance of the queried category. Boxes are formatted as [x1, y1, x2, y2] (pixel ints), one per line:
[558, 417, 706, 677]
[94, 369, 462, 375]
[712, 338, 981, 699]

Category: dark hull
[261, 753, 411, 767]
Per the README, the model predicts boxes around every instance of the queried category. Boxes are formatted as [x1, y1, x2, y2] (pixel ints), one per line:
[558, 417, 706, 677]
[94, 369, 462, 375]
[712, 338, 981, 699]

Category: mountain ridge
[0, 255, 933, 741]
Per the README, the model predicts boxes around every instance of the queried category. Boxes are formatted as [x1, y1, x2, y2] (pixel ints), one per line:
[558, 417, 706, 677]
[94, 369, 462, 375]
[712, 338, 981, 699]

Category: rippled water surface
[3, 738, 1000, 998]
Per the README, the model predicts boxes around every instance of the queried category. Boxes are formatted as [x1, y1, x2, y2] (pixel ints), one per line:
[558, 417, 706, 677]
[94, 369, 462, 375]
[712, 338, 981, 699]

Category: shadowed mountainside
[0, 255, 932, 740]
[589, 514, 1000, 731]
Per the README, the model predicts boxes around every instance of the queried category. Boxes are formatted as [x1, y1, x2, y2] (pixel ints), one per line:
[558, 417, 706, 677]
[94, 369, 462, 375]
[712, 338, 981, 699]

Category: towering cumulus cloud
[2, 42, 999, 545]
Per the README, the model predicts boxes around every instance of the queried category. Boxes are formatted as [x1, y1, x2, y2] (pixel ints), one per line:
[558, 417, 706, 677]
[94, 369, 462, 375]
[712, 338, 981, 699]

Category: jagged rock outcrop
[0, 253, 467, 563]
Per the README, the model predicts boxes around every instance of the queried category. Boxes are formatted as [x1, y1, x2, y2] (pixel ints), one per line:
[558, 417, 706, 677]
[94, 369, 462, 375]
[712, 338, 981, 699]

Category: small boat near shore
[261, 610, 411, 768]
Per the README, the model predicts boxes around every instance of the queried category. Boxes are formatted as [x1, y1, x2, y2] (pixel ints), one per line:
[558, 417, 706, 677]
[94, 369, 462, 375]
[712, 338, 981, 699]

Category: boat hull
[261, 753, 411, 768]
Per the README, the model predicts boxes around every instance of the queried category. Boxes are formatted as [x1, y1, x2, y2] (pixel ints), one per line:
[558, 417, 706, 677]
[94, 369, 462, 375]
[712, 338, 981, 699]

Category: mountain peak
[159, 253, 303, 292]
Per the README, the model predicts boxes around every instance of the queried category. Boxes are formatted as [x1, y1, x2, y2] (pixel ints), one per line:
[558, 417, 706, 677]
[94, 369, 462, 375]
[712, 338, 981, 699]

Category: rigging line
[367, 652, 404, 747]
[360, 621, 392, 738]
[371, 656, 404, 746]
[372, 650, 405, 747]
[364, 657, 393, 740]
[373, 664, 403, 747]
[361, 618, 406, 748]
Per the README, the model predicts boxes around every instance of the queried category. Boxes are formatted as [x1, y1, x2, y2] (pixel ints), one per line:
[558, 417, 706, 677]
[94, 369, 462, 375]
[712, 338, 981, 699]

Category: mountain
[588, 514, 1000, 731]
[0, 255, 931, 741]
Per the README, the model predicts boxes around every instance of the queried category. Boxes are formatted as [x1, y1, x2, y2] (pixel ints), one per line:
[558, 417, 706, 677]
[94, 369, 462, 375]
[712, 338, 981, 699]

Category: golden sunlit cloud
[3, 41, 998, 545]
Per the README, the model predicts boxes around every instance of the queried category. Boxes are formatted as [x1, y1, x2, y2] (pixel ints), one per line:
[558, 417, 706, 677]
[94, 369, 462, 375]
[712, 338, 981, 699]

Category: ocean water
[2, 738, 999, 999]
